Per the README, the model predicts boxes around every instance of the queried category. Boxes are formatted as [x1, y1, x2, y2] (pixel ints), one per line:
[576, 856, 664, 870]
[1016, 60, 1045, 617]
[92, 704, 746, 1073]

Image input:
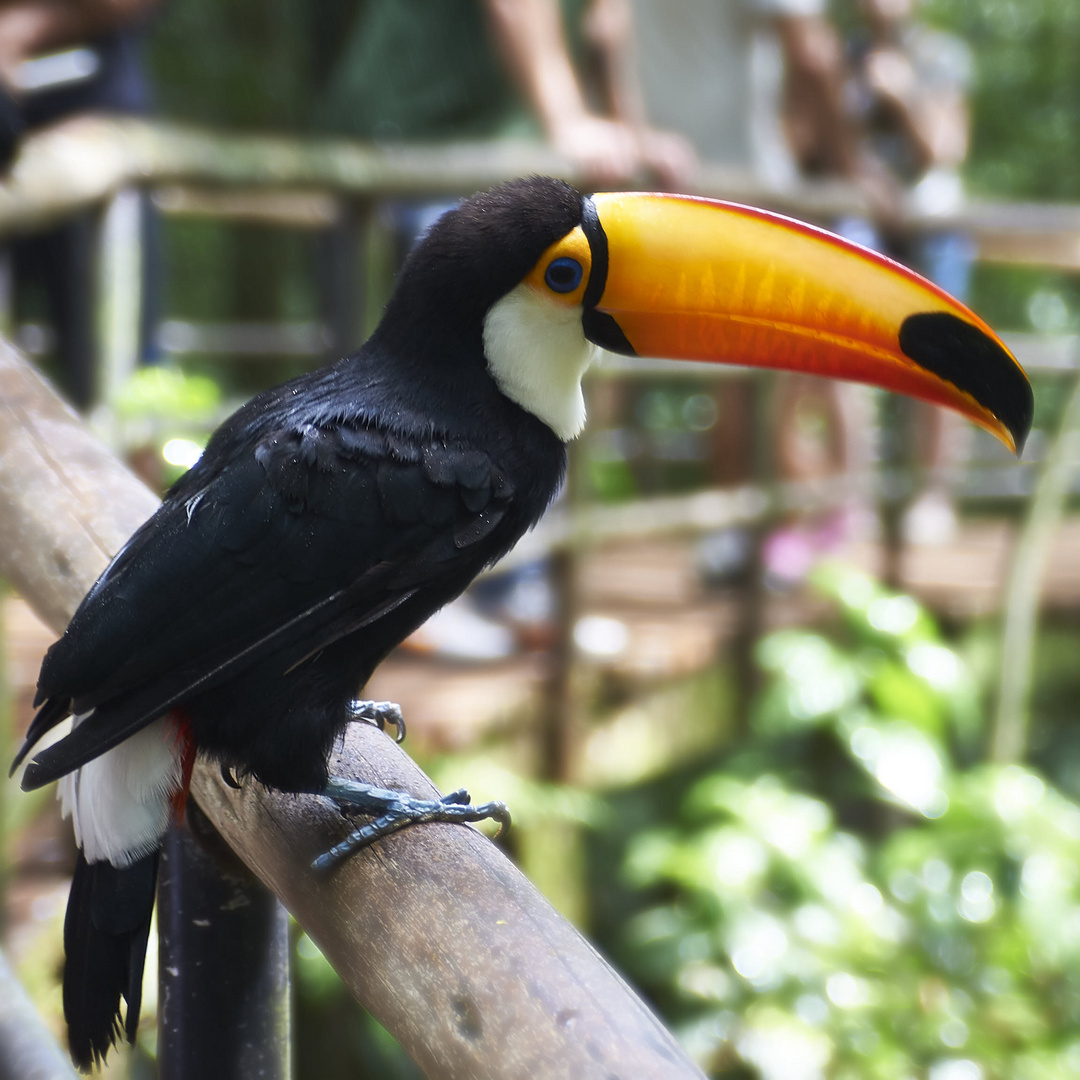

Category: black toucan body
[11, 177, 1031, 1068]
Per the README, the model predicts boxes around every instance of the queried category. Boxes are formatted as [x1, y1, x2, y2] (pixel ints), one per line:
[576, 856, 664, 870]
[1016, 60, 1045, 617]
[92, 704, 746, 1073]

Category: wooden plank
[152, 185, 343, 228]
[978, 230, 1080, 271]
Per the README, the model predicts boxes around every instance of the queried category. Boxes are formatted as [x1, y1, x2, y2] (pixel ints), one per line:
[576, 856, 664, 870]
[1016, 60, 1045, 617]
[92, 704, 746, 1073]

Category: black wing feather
[18, 416, 522, 786]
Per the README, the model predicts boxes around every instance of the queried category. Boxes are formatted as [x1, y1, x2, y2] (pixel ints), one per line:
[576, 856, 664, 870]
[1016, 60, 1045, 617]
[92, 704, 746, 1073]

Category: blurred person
[849, 0, 971, 232]
[629, 0, 885, 585]
[631, 0, 895, 203]
[315, 0, 697, 191]
[488, 0, 698, 188]
[846, 0, 976, 544]
[0, 0, 160, 408]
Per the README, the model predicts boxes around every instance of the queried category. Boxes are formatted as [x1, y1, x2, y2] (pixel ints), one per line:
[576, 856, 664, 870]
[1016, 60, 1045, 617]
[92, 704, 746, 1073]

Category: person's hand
[864, 47, 916, 109]
[636, 126, 699, 190]
[549, 113, 699, 190]
[548, 112, 642, 188]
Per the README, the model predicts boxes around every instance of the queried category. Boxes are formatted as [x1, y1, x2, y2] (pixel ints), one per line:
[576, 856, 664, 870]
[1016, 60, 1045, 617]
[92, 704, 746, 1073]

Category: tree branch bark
[0, 339, 705, 1079]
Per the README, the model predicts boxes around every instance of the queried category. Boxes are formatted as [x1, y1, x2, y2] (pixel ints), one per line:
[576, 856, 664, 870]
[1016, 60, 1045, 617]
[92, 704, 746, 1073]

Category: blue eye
[544, 256, 584, 293]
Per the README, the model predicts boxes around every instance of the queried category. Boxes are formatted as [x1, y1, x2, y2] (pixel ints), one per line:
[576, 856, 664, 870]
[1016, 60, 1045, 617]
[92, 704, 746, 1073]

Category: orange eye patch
[522, 226, 592, 306]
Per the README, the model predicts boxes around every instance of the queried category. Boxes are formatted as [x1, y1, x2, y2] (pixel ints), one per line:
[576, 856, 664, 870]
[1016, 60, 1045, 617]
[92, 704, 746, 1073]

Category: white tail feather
[58, 717, 186, 867]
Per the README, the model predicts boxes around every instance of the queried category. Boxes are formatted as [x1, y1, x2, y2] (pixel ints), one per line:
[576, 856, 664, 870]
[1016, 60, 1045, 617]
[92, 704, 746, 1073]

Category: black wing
[15, 418, 522, 786]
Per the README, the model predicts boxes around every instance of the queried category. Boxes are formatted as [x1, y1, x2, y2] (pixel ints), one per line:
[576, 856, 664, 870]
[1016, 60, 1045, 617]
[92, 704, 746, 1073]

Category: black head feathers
[378, 177, 585, 340]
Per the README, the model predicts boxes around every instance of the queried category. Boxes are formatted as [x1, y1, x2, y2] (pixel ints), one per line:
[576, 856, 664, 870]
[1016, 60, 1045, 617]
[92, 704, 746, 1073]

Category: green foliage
[146, 0, 327, 130]
[113, 366, 223, 485]
[114, 365, 221, 423]
[923, 0, 1080, 201]
[584, 382, 722, 501]
[293, 929, 423, 1079]
[617, 565, 1080, 1079]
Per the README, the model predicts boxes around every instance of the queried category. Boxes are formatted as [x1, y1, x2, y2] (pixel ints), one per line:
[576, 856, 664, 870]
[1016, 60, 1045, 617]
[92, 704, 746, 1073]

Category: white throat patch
[482, 283, 599, 441]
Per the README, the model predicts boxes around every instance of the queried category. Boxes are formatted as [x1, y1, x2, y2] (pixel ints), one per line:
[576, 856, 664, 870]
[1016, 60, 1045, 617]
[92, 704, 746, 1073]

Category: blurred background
[3, 0, 1080, 1077]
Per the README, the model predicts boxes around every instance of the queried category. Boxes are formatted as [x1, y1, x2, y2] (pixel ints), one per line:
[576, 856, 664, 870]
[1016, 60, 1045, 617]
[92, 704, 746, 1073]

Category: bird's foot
[347, 699, 406, 743]
[312, 776, 510, 871]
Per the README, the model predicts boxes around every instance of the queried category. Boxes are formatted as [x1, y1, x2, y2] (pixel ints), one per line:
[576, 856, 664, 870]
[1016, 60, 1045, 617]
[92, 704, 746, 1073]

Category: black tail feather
[9, 695, 71, 776]
[63, 850, 159, 1071]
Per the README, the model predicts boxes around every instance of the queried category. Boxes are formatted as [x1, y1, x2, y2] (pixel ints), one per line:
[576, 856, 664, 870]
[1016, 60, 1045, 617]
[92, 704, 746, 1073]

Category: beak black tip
[899, 312, 1033, 457]
[1010, 422, 1030, 460]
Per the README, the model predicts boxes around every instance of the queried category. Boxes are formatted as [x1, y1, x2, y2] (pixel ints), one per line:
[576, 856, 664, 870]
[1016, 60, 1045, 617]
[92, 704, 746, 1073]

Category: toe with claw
[312, 776, 511, 871]
[347, 699, 406, 743]
[220, 763, 242, 789]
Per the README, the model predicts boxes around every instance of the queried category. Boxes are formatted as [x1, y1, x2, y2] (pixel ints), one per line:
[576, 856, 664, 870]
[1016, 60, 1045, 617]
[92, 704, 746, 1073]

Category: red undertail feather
[168, 708, 196, 822]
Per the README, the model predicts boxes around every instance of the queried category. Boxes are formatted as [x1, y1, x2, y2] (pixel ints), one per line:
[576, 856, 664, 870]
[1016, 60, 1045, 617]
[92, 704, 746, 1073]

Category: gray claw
[312, 776, 510, 871]
[347, 699, 406, 743]
[220, 763, 242, 789]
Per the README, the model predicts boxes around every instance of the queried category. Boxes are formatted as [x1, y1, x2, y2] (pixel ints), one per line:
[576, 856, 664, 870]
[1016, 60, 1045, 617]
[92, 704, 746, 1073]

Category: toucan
[11, 176, 1031, 1069]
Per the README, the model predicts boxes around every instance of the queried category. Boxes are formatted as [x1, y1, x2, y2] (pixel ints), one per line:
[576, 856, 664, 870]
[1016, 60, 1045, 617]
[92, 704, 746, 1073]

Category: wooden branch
[0, 341, 159, 630]
[0, 340, 705, 1079]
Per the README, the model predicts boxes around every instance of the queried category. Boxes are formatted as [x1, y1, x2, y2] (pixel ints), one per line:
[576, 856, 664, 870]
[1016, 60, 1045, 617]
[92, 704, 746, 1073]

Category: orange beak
[581, 192, 1031, 454]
